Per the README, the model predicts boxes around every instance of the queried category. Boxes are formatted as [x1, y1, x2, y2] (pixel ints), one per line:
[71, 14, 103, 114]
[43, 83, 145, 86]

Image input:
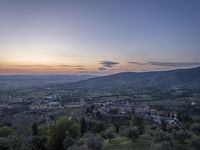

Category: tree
[173, 129, 192, 143]
[191, 136, 200, 150]
[0, 122, 12, 128]
[113, 123, 120, 134]
[150, 129, 172, 150]
[96, 111, 102, 119]
[177, 112, 192, 123]
[0, 138, 9, 150]
[93, 122, 105, 133]
[102, 130, 115, 142]
[32, 123, 38, 136]
[167, 125, 179, 133]
[161, 141, 172, 150]
[47, 117, 80, 150]
[153, 130, 171, 144]
[80, 117, 86, 137]
[31, 136, 47, 150]
[0, 126, 12, 137]
[107, 132, 115, 142]
[38, 127, 48, 137]
[9, 135, 22, 150]
[127, 127, 139, 142]
[87, 136, 103, 150]
[63, 131, 75, 150]
[161, 119, 167, 132]
[130, 115, 145, 134]
[150, 125, 157, 131]
[191, 123, 200, 136]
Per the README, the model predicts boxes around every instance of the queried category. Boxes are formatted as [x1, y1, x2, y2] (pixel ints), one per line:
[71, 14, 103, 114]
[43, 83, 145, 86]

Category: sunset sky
[0, 0, 200, 75]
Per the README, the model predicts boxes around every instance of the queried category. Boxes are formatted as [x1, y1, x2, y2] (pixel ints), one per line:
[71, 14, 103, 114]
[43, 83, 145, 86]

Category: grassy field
[173, 142, 195, 150]
[103, 134, 196, 150]
[103, 135, 151, 150]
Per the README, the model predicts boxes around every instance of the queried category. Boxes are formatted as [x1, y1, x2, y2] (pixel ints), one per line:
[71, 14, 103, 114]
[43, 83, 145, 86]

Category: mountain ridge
[67, 67, 200, 90]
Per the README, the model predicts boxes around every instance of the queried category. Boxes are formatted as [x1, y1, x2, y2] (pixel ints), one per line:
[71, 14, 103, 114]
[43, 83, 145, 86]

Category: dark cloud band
[98, 67, 107, 71]
[149, 62, 200, 67]
[100, 61, 119, 68]
[128, 61, 200, 67]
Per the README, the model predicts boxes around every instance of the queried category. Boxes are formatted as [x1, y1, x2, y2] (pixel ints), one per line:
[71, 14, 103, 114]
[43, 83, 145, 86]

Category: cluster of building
[96, 100, 179, 125]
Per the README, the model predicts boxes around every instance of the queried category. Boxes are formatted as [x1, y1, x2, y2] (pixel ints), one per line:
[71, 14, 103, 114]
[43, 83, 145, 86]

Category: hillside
[68, 67, 200, 90]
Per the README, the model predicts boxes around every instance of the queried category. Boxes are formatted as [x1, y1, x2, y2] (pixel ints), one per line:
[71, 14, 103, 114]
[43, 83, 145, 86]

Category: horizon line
[0, 66, 199, 76]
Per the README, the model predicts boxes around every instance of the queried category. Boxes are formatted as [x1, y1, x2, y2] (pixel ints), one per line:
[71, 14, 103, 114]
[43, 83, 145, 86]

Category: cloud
[58, 65, 84, 68]
[100, 61, 119, 68]
[128, 61, 200, 68]
[128, 62, 148, 65]
[17, 64, 84, 68]
[98, 67, 107, 71]
[76, 67, 85, 70]
[18, 65, 53, 68]
[149, 62, 200, 67]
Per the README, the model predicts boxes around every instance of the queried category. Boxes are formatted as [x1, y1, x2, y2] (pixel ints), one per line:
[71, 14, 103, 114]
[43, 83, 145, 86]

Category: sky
[0, 0, 200, 75]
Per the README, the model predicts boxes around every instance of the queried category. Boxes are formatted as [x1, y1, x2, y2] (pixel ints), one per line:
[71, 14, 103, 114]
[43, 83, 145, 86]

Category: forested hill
[67, 67, 200, 90]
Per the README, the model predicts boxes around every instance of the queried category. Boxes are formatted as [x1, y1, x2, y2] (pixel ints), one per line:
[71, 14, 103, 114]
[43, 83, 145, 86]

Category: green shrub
[191, 136, 200, 149]
[153, 130, 171, 144]
[93, 122, 105, 133]
[87, 136, 103, 150]
[0, 126, 12, 137]
[127, 127, 140, 142]
[47, 117, 80, 150]
[191, 123, 200, 136]
[173, 129, 192, 143]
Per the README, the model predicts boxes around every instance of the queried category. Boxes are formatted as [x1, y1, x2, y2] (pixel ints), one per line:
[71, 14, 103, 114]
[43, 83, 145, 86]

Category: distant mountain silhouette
[0, 75, 95, 89]
[70, 67, 200, 90]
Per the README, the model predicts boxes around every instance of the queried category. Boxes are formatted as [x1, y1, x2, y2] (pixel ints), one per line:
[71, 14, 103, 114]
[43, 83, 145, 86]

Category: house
[134, 105, 150, 114]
